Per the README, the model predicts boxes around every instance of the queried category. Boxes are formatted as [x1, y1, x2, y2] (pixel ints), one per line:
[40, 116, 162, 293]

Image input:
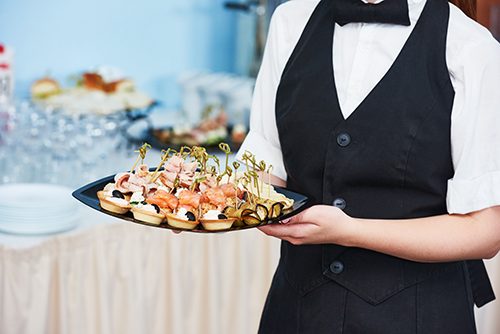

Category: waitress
[237, 0, 500, 332]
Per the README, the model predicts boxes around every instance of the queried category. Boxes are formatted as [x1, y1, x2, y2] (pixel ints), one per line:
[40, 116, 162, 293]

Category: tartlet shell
[131, 207, 165, 225]
[166, 213, 199, 230]
[199, 218, 236, 231]
[97, 191, 131, 215]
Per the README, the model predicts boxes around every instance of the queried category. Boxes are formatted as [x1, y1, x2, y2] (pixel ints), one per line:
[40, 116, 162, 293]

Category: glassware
[0, 100, 132, 188]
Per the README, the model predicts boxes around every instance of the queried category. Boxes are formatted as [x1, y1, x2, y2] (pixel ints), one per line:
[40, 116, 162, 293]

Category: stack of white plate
[0, 183, 79, 235]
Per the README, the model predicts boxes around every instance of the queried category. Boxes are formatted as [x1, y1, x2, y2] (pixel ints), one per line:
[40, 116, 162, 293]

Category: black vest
[259, 1, 495, 333]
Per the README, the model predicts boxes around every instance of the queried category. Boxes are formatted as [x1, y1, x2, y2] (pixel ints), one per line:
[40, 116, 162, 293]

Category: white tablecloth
[1, 207, 499, 334]
[0, 207, 280, 334]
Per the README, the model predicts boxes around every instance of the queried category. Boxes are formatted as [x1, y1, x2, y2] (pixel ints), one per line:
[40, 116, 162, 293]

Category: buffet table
[1, 207, 500, 334]
[0, 206, 281, 334]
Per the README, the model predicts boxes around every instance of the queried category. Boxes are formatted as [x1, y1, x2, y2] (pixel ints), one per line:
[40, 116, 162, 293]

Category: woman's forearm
[257, 174, 500, 263]
[344, 206, 500, 263]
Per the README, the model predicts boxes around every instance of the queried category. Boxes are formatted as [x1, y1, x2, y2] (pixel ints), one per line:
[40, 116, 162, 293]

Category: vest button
[333, 198, 346, 210]
[330, 261, 344, 274]
[336, 133, 351, 147]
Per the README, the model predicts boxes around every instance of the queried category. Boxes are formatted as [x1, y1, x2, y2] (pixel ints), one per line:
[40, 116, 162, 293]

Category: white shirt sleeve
[236, 6, 288, 180]
[446, 6, 500, 214]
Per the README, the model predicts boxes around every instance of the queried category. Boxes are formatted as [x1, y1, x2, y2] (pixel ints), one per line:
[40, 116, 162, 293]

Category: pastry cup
[97, 191, 131, 215]
[199, 218, 236, 231]
[165, 213, 199, 230]
[131, 206, 165, 225]
[160, 208, 173, 216]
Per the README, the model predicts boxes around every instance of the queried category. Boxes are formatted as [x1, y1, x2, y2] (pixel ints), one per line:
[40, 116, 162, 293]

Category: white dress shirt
[237, 0, 500, 214]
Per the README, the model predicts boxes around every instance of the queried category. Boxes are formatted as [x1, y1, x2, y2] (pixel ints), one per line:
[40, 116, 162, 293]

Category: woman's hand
[258, 205, 355, 245]
[260, 204, 500, 262]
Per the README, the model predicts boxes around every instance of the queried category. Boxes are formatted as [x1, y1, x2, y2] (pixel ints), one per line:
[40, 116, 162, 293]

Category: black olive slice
[152, 204, 160, 214]
[112, 190, 125, 199]
[186, 211, 196, 221]
[218, 214, 228, 219]
[141, 201, 148, 205]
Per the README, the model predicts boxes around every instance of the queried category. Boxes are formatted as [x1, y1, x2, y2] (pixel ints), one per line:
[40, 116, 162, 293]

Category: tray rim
[72, 172, 311, 234]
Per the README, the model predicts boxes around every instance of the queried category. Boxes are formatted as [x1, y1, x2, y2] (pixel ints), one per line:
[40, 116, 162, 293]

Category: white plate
[0, 218, 78, 235]
[0, 208, 77, 219]
[0, 216, 76, 223]
[0, 183, 80, 235]
[0, 215, 77, 224]
[0, 215, 79, 232]
[0, 183, 75, 208]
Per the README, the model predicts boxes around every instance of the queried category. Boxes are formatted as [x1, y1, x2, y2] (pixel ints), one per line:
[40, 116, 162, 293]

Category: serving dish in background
[31, 68, 156, 117]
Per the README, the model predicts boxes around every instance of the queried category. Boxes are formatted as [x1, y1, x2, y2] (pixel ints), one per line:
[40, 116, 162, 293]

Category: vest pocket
[321, 247, 457, 305]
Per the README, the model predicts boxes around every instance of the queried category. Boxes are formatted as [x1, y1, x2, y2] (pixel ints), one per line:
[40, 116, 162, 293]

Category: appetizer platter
[73, 143, 309, 233]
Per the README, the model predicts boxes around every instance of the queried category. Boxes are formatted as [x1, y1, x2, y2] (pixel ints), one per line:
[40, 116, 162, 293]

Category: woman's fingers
[286, 206, 326, 226]
[258, 206, 351, 245]
[279, 218, 291, 224]
[258, 224, 290, 238]
[258, 222, 315, 239]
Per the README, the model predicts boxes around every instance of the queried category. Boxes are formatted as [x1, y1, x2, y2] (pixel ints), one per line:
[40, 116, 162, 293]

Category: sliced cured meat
[165, 155, 184, 173]
[114, 173, 131, 193]
[159, 171, 177, 188]
[182, 161, 198, 173]
[137, 164, 149, 178]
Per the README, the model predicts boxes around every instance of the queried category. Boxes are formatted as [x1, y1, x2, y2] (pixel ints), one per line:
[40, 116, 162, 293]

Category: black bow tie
[331, 0, 411, 26]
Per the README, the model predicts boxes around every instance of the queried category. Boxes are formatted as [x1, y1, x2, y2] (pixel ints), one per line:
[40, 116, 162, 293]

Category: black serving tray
[72, 173, 310, 233]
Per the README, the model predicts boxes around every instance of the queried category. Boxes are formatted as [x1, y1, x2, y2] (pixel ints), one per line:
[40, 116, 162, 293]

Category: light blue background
[0, 0, 238, 107]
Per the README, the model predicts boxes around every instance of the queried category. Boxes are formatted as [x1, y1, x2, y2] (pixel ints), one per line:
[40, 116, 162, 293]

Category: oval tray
[72, 173, 310, 233]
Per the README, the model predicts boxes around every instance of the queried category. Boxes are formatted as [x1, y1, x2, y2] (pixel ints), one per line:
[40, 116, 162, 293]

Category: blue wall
[0, 0, 237, 107]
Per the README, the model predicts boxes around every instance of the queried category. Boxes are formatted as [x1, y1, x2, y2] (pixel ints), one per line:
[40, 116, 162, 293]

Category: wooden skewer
[267, 165, 273, 198]
[149, 149, 172, 183]
[130, 143, 152, 173]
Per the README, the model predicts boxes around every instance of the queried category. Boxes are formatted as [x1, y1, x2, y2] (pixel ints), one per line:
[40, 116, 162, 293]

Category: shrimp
[203, 187, 227, 210]
[219, 183, 245, 200]
[178, 190, 201, 211]
[147, 190, 179, 212]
